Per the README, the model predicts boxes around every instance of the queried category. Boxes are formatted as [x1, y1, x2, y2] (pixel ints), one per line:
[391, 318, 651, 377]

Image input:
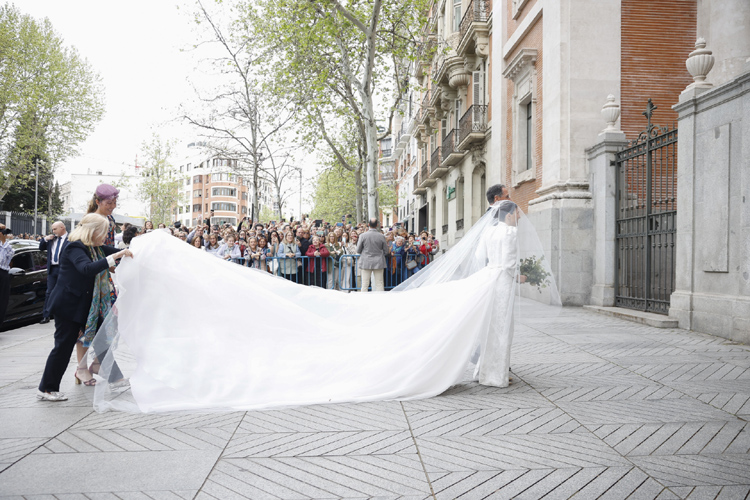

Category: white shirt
[51, 234, 68, 266]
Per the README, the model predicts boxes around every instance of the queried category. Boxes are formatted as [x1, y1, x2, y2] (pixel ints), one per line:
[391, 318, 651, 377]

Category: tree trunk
[354, 166, 363, 223]
[361, 87, 379, 221]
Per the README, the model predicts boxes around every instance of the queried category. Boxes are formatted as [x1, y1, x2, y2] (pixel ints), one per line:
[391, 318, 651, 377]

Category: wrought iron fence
[0, 212, 47, 236]
[420, 160, 429, 184]
[459, 105, 488, 144]
[442, 224, 448, 234]
[381, 149, 392, 158]
[614, 99, 677, 315]
[456, 219, 464, 230]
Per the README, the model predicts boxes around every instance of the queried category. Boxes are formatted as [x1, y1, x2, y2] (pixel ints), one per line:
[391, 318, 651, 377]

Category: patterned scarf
[79, 246, 117, 347]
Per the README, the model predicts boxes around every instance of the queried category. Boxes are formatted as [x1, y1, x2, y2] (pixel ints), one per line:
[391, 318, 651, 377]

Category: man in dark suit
[486, 184, 510, 210]
[38, 221, 69, 324]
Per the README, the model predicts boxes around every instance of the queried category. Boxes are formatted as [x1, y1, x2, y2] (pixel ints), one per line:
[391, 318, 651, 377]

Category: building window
[193, 189, 202, 198]
[212, 187, 237, 197]
[212, 172, 237, 183]
[502, 48, 538, 186]
[192, 204, 202, 213]
[241, 206, 247, 215]
[525, 101, 533, 171]
[179, 165, 184, 173]
[211, 202, 237, 212]
[193, 175, 202, 184]
[453, 0, 461, 32]
[187, 163, 191, 171]
[185, 178, 190, 186]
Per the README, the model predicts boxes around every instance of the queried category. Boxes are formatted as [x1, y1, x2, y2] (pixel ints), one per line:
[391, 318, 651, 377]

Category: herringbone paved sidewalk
[0, 308, 748, 499]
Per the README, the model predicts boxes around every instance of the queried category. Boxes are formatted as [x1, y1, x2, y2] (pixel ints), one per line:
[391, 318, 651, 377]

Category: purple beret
[95, 184, 119, 200]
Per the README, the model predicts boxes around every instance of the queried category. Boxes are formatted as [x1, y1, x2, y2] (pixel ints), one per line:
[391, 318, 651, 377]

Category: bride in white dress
[92, 201, 559, 413]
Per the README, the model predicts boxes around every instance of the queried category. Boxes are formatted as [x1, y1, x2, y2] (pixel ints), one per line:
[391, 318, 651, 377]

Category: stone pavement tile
[416, 432, 629, 472]
[71, 410, 244, 430]
[223, 430, 415, 458]
[401, 385, 554, 411]
[580, 343, 693, 359]
[0, 437, 47, 463]
[406, 407, 581, 436]
[588, 421, 750, 456]
[236, 402, 408, 434]
[630, 454, 750, 488]
[549, 333, 653, 345]
[512, 352, 605, 365]
[0, 490, 199, 499]
[540, 384, 687, 402]
[0, 384, 94, 409]
[35, 426, 234, 453]
[197, 456, 432, 499]
[429, 466, 674, 499]
[557, 399, 738, 426]
[0, 407, 91, 438]
[0, 450, 220, 495]
[627, 362, 750, 383]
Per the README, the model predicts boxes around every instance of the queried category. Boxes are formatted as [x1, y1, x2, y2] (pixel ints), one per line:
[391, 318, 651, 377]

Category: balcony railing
[422, 89, 431, 111]
[380, 170, 394, 182]
[380, 149, 392, 158]
[460, 0, 491, 44]
[413, 172, 420, 192]
[420, 159, 429, 184]
[458, 105, 489, 146]
[456, 219, 464, 230]
[441, 129, 457, 157]
[442, 224, 449, 234]
[430, 147, 441, 174]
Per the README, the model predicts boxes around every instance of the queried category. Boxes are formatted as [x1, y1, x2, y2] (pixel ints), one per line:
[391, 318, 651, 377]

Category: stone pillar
[588, 96, 628, 306]
[669, 35, 750, 343]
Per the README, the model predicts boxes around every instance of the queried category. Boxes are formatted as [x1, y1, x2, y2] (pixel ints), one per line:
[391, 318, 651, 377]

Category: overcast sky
[17, 0, 203, 182]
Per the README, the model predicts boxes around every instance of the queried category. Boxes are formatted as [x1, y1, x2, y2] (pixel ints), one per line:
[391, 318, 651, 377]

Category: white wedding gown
[94, 218, 526, 413]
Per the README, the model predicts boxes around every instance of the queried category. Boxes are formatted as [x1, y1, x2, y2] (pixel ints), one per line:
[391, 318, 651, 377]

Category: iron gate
[614, 99, 677, 314]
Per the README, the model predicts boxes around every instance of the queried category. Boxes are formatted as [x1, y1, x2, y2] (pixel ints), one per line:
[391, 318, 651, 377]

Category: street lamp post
[33, 159, 39, 235]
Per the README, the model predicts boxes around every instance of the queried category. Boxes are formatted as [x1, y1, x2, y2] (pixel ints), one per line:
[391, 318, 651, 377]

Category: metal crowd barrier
[226, 253, 428, 291]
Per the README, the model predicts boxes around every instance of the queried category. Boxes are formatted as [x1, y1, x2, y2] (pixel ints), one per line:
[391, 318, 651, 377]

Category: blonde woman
[37, 214, 132, 401]
[325, 232, 344, 290]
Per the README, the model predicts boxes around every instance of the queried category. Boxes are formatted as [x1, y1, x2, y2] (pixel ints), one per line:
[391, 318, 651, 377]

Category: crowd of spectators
[137, 216, 440, 291]
[5, 216, 441, 291]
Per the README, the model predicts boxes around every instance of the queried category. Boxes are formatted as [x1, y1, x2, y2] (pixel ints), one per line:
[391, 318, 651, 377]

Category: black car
[1, 240, 48, 331]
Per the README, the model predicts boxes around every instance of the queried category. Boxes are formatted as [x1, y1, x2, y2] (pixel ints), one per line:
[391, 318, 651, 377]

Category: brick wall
[504, 15, 543, 213]
[506, 0, 538, 41]
[621, 0, 696, 141]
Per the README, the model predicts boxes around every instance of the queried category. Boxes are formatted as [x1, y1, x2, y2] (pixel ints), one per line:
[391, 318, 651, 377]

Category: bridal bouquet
[519, 255, 552, 292]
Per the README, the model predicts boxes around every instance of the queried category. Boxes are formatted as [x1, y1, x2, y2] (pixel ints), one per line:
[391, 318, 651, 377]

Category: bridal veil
[91, 201, 560, 412]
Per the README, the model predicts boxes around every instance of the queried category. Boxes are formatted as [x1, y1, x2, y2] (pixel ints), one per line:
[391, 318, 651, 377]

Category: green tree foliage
[0, 4, 104, 202]
[137, 135, 184, 227]
[246, 0, 426, 219]
[311, 161, 397, 223]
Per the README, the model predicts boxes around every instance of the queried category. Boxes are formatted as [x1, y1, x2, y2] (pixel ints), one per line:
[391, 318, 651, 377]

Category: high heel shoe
[89, 360, 101, 375]
[75, 368, 97, 386]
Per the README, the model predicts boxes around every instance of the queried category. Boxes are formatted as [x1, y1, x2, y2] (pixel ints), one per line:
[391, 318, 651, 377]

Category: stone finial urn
[601, 94, 620, 132]
[686, 38, 715, 88]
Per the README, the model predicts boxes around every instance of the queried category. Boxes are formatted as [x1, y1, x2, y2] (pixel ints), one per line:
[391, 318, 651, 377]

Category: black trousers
[39, 317, 123, 392]
[0, 269, 9, 326]
[39, 317, 81, 392]
[42, 265, 59, 318]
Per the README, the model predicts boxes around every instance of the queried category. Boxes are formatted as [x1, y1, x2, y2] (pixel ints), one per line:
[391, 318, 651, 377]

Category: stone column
[588, 96, 628, 306]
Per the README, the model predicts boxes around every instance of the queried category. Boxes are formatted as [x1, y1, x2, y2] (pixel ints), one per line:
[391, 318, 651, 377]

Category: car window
[32, 251, 47, 271]
[9, 252, 33, 272]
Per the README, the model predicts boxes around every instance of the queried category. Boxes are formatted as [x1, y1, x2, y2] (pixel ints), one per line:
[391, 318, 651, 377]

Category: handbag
[406, 259, 417, 270]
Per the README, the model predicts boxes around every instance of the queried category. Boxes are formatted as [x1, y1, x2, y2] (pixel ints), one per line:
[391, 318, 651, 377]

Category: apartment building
[175, 142, 276, 228]
[384, 0, 750, 341]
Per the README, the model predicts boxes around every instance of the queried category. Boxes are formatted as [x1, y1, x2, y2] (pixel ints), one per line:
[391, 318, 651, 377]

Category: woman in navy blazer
[37, 214, 132, 402]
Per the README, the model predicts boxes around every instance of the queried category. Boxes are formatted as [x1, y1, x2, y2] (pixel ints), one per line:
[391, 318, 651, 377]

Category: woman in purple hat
[73, 184, 120, 384]
[87, 184, 119, 246]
